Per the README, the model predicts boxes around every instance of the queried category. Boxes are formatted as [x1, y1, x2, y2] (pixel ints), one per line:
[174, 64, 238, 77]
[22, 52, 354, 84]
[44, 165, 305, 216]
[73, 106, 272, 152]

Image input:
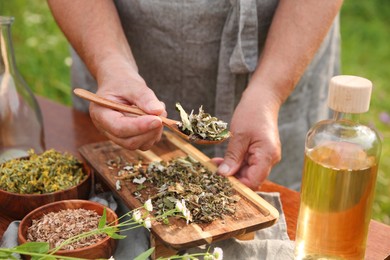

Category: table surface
[1, 97, 389, 259]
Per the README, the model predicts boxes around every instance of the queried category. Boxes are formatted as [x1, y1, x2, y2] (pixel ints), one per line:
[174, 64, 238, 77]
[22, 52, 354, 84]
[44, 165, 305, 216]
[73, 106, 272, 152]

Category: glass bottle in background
[295, 75, 382, 260]
[0, 16, 45, 163]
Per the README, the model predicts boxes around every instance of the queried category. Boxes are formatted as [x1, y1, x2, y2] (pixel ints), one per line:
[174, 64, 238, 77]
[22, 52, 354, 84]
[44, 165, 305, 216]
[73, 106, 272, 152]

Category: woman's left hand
[215, 86, 282, 190]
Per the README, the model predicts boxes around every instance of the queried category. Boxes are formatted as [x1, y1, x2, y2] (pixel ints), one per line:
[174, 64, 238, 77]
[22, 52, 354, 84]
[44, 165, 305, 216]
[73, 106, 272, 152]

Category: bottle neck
[332, 111, 361, 123]
[0, 17, 17, 74]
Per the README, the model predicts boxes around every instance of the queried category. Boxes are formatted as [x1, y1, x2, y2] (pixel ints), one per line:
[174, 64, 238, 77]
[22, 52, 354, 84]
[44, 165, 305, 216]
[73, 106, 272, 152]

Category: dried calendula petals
[175, 103, 230, 141]
[0, 149, 86, 194]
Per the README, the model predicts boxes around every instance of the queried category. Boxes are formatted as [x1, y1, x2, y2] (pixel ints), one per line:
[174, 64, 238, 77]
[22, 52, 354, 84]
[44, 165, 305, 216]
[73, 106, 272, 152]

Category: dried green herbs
[0, 149, 86, 194]
[176, 103, 230, 141]
[109, 156, 239, 223]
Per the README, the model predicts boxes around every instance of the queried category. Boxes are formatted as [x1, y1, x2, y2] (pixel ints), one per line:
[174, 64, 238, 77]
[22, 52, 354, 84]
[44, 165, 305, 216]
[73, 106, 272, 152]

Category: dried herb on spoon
[176, 103, 230, 142]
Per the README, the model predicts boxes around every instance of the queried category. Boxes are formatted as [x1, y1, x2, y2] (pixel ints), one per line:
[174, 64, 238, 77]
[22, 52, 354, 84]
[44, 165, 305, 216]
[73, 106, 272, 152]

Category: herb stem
[0, 248, 86, 260]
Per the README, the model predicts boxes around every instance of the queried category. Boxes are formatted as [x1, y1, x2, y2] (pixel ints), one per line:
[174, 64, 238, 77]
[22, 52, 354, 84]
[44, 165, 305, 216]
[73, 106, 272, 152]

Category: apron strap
[229, 0, 259, 73]
[214, 0, 259, 156]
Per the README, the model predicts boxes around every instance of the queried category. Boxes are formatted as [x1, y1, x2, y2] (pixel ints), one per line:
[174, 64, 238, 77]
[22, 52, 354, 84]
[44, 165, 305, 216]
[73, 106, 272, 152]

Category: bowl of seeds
[0, 149, 91, 219]
[18, 199, 118, 259]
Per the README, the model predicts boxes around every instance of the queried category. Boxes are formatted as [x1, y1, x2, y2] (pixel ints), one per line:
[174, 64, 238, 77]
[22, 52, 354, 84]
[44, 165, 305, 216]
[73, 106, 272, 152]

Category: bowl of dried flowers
[0, 149, 91, 219]
[17, 199, 118, 259]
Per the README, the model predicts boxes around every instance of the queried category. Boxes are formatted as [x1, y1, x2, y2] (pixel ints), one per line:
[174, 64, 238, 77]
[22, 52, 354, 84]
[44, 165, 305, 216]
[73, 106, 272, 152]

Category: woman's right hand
[48, 0, 166, 150]
[90, 59, 167, 151]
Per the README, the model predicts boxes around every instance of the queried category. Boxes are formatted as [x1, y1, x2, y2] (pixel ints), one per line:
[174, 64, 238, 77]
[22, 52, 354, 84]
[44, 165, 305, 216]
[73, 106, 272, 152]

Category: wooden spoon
[73, 88, 230, 145]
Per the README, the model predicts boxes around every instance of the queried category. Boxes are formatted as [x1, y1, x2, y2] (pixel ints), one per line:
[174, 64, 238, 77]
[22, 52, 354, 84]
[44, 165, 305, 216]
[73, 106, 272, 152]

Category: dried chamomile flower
[144, 199, 153, 212]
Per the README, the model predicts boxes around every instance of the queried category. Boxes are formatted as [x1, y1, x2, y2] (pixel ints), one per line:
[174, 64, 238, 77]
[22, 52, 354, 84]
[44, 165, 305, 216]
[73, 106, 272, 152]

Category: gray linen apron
[71, 0, 340, 190]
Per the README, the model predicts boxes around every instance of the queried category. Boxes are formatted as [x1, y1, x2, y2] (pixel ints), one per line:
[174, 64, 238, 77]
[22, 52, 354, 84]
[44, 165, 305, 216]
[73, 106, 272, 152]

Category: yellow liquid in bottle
[295, 141, 378, 260]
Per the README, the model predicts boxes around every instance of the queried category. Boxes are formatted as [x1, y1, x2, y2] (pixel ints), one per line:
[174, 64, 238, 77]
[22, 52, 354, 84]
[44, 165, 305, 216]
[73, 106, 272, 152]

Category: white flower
[133, 176, 146, 184]
[175, 199, 192, 224]
[212, 247, 223, 260]
[108, 257, 115, 260]
[144, 217, 152, 229]
[175, 200, 184, 212]
[181, 199, 188, 210]
[144, 199, 153, 212]
[184, 209, 192, 224]
[132, 210, 142, 223]
[115, 180, 121, 190]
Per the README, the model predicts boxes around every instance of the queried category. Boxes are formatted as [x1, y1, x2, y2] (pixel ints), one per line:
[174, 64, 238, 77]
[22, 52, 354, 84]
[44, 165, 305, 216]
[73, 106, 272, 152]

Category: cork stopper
[327, 75, 373, 113]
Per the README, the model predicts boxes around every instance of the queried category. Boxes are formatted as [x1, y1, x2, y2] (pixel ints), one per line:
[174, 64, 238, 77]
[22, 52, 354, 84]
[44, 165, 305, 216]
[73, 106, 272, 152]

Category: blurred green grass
[1, 0, 389, 224]
[340, 0, 390, 225]
[1, 0, 72, 105]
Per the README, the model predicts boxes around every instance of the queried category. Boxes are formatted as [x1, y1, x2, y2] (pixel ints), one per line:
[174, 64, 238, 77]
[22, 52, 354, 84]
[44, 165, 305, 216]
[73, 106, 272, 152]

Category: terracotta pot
[18, 199, 118, 259]
[0, 162, 91, 220]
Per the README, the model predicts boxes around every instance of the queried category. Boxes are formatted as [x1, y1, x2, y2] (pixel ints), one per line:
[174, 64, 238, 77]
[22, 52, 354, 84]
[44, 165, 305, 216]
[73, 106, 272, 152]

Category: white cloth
[185, 192, 294, 260]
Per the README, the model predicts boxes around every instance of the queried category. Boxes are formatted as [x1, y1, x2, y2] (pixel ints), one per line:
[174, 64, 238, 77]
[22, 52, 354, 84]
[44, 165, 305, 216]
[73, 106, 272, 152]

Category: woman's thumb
[217, 138, 247, 176]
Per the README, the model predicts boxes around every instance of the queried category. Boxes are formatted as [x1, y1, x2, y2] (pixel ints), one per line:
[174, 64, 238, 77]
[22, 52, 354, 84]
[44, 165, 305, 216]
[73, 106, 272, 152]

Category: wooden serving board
[79, 131, 279, 251]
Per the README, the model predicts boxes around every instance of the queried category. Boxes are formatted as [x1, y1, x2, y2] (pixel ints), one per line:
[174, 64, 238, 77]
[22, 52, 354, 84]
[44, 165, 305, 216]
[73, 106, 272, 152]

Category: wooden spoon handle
[73, 88, 147, 116]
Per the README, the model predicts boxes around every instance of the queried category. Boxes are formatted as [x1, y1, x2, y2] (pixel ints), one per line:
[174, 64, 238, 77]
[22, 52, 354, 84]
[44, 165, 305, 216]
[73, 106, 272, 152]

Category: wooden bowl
[0, 163, 91, 220]
[18, 199, 118, 259]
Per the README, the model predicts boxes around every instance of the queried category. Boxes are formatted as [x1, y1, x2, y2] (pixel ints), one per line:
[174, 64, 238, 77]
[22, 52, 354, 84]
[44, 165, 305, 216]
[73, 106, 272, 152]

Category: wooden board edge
[153, 216, 278, 250]
[228, 177, 280, 220]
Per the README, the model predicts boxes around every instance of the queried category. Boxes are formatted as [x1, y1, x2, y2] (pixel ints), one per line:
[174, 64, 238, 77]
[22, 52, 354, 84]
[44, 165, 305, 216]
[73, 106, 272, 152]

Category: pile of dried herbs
[110, 156, 239, 223]
[0, 149, 86, 194]
[176, 103, 230, 141]
[27, 208, 106, 250]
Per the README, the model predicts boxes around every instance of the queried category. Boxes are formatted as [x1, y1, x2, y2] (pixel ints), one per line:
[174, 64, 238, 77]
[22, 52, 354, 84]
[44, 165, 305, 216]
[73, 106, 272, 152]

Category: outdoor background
[1, 1, 389, 225]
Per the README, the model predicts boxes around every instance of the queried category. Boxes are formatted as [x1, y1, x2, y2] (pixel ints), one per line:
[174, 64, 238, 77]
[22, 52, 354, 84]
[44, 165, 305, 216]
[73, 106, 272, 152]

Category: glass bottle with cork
[294, 75, 382, 260]
[0, 16, 45, 163]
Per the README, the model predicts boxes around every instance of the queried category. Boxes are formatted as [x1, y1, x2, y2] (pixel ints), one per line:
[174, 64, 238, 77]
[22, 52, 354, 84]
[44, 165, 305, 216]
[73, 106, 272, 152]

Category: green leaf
[217, 129, 230, 139]
[2, 255, 17, 260]
[134, 247, 155, 260]
[102, 226, 117, 235]
[0, 251, 12, 259]
[103, 226, 127, 239]
[98, 208, 107, 229]
[31, 256, 56, 260]
[15, 242, 49, 254]
[107, 233, 126, 239]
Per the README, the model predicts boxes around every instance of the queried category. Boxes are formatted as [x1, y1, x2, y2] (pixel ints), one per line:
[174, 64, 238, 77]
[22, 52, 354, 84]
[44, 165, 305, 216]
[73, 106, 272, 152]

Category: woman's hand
[216, 87, 282, 190]
[90, 60, 167, 151]
[48, 0, 167, 151]
[215, 0, 343, 189]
